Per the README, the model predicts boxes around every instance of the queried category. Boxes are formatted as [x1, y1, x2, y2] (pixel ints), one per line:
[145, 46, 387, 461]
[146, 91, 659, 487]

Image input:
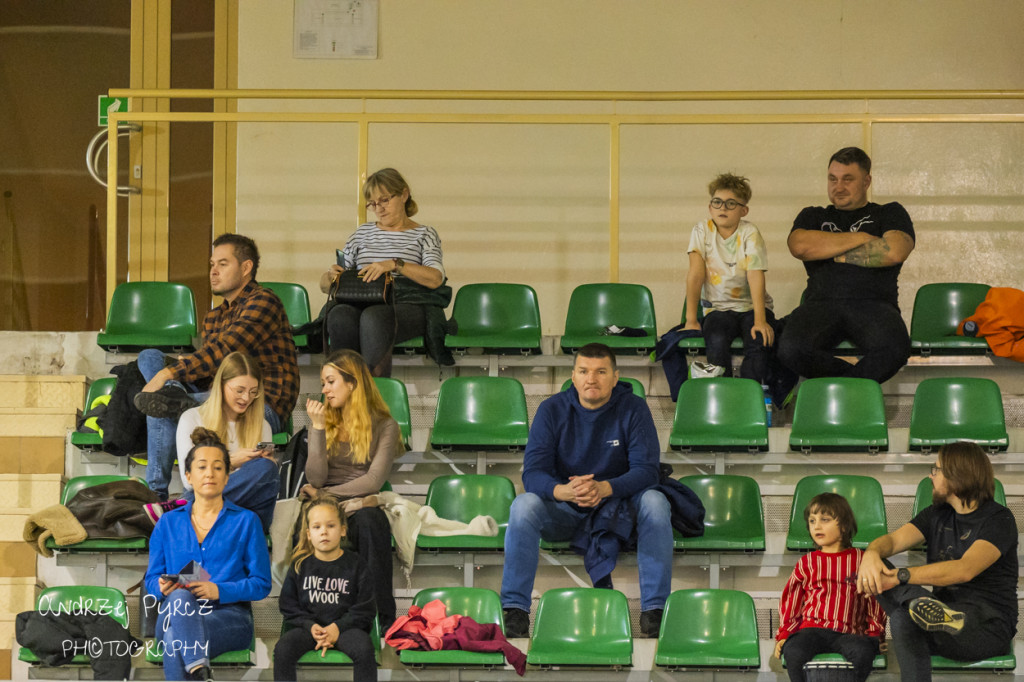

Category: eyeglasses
[930, 465, 943, 476]
[710, 198, 746, 210]
[366, 195, 396, 211]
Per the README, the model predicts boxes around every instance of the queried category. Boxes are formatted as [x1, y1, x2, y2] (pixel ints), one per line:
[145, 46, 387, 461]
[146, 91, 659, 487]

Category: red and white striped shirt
[776, 547, 886, 641]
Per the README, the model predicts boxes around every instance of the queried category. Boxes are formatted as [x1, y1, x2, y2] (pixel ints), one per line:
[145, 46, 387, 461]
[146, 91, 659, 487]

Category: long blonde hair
[198, 351, 266, 452]
[291, 494, 346, 572]
[321, 349, 391, 465]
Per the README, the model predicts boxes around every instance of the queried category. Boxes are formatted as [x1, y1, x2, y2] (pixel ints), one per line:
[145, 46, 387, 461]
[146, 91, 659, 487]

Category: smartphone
[256, 441, 273, 451]
[160, 574, 180, 583]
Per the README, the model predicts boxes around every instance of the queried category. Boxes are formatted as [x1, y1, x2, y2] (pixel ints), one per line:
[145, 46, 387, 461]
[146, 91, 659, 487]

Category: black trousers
[777, 299, 910, 383]
[702, 308, 779, 383]
[876, 584, 1013, 682]
[273, 625, 376, 681]
[325, 303, 425, 376]
[782, 627, 879, 682]
[348, 507, 396, 627]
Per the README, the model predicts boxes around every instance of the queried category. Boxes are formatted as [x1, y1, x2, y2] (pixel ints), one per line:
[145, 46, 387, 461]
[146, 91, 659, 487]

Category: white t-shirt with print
[686, 218, 773, 314]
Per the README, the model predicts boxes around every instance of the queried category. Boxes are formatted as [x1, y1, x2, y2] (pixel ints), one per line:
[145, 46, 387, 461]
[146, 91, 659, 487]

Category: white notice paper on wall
[294, 0, 378, 59]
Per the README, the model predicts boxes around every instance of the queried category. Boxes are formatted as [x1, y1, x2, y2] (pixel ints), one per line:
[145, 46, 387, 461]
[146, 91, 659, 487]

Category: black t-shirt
[911, 499, 1019, 635]
[791, 201, 914, 306]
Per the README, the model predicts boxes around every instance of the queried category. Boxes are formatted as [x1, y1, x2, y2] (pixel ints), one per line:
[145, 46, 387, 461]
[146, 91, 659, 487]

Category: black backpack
[279, 426, 309, 499]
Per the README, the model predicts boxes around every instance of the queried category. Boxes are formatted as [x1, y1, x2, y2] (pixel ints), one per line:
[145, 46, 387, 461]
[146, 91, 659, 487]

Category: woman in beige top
[301, 349, 401, 628]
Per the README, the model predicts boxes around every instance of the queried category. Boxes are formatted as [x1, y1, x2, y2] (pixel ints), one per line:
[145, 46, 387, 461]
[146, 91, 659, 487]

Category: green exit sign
[98, 96, 128, 126]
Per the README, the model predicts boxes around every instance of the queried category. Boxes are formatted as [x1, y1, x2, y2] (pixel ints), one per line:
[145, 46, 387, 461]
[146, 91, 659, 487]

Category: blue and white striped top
[339, 222, 445, 278]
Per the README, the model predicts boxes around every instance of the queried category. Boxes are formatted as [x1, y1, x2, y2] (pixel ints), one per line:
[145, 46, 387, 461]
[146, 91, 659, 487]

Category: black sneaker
[639, 608, 664, 638]
[909, 597, 965, 635]
[134, 385, 199, 419]
[503, 607, 530, 638]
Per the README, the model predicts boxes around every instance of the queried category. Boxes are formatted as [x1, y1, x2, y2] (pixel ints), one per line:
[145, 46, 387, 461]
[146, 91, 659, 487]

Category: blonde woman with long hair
[301, 348, 401, 628]
[157, 352, 279, 533]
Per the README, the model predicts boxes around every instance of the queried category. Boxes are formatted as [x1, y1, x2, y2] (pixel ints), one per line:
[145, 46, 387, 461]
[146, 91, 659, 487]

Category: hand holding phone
[256, 441, 273, 452]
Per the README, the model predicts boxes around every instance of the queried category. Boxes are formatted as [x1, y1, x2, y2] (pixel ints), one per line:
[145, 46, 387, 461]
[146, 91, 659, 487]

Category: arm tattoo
[839, 238, 891, 268]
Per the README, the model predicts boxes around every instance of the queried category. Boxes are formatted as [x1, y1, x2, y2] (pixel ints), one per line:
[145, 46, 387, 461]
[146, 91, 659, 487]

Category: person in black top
[274, 496, 377, 681]
[857, 442, 1018, 681]
[778, 146, 916, 383]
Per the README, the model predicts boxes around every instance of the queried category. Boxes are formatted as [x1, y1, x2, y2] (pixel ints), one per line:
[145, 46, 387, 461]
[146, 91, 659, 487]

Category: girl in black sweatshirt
[274, 496, 377, 681]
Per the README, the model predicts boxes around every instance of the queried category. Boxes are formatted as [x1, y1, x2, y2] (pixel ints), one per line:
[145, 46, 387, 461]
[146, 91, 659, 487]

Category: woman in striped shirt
[775, 492, 887, 682]
[320, 168, 446, 376]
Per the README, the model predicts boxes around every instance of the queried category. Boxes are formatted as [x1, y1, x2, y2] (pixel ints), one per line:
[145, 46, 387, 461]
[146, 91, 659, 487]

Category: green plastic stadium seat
[654, 589, 759, 669]
[675, 302, 744, 355]
[930, 653, 1016, 671]
[429, 377, 528, 451]
[789, 377, 888, 453]
[401, 588, 505, 666]
[19, 586, 129, 666]
[527, 588, 632, 667]
[416, 475, 515, 550]
[71, 377, 117, 450]
[373, 377, 412, 449]
[445, 283, 542, 355]
[294, 617, 382, 666]
[271, 415, 294, 447]
[910, 282, 991, 356]
[560, 377, 646, 398]
[147, 636, 256, 667]
[674, 475, 765, 552]
[786, 475, 887, 551]
[262, 281, 313, 353]
[908, 377, 1008, 453]
[783, 652, 886, 670]
[669, 377, 769, 452]
[395, 336, 425, 354]
[560, 283, 656, 354]
[46, 475, 149, 552]
[96, 282, 197, 352]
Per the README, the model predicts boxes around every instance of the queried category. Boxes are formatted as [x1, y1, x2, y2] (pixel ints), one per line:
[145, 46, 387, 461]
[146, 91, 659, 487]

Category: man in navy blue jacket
[500, 343, 671, 638]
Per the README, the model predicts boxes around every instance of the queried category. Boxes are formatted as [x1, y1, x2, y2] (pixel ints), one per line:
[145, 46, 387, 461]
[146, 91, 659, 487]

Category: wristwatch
[897, 568, 911, 585]
[393, 257, 405, 274]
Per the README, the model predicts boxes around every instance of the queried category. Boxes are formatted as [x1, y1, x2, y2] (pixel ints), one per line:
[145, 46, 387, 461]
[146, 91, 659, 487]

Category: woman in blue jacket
[144, 427, 272, 681]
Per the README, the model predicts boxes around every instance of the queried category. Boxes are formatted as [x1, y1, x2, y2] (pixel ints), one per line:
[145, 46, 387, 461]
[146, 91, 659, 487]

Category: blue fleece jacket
[144, 499, 271, 606]
[522, 382, 660, 501]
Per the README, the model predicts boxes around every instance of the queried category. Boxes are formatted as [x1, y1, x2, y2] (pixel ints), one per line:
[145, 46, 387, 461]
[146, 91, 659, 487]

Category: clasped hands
[311, 622, 340, 656]
[555, 474, 611, 508]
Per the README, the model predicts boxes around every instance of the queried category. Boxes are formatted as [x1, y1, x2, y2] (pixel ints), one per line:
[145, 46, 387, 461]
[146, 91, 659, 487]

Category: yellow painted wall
[235, 1, 1024, 333]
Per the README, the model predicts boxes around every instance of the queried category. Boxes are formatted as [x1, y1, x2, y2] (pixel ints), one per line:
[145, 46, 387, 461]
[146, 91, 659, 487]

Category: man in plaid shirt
[134, 235, 299, 529]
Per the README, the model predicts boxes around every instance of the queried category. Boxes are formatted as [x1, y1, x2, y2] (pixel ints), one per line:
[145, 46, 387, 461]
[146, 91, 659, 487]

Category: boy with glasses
[683, 173, 793, 404]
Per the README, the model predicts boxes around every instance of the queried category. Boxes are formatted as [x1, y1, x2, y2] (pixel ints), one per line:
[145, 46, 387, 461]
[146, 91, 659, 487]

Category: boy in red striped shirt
[775, 493, 887, 681]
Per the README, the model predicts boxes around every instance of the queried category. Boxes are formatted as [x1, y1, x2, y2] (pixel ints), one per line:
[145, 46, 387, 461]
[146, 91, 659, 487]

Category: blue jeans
[501, 489, 672, 612]
[138, 349, 284, 503]
[156, 589, 252, 680]
[702, 309, 780, 383]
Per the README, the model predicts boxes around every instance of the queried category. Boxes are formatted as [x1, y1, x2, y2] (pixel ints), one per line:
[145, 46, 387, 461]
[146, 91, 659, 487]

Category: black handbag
[329, 268, 394, 307]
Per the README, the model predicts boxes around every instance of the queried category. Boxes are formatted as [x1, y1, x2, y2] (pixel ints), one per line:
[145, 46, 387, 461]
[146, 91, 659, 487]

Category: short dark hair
[938, 441, 995, 508]
[213, 233, 260, 279]
[185, 427, 231, 473]
[574, 342, 616, 371]
[804, 492, 857, 549]
[829, 147, 872, 174]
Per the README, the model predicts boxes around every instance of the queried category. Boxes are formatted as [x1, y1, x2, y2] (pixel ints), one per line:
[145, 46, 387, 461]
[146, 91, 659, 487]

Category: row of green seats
[21, 585, 1014, 673]
[97, 281, 995, 359]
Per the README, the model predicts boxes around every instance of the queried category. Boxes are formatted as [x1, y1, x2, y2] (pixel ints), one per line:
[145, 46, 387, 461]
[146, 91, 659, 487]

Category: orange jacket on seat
[958, 287, 1024, 362]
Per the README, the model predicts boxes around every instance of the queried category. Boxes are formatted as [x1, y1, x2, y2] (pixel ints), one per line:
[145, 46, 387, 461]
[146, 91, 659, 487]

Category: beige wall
[235, 1, 1024, 334]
